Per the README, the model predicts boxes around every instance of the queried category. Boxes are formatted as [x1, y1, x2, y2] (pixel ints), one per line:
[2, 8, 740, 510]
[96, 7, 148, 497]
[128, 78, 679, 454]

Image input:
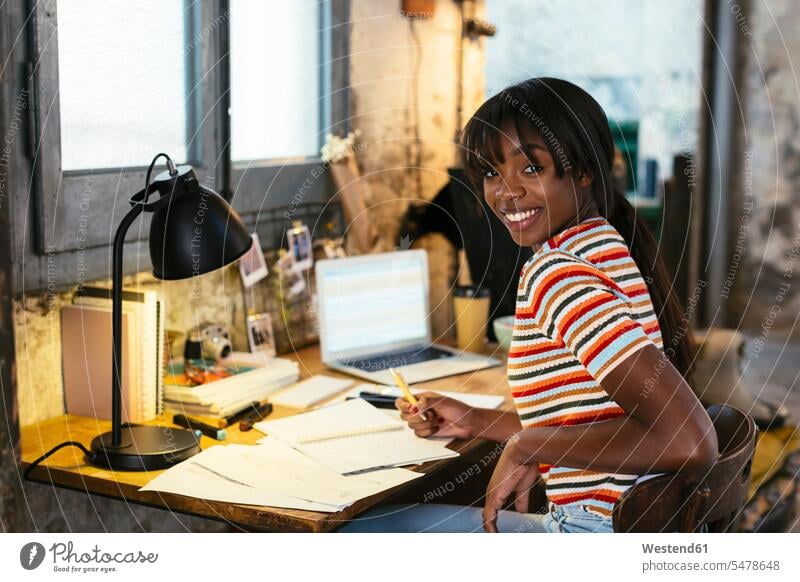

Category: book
[71, 286, 165, 419]
[61, 304, 141, 422]
[163, 356, 299, 418]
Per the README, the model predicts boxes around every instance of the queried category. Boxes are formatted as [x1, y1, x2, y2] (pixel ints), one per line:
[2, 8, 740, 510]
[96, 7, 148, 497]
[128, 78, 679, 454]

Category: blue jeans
[337, 502, 614, 533]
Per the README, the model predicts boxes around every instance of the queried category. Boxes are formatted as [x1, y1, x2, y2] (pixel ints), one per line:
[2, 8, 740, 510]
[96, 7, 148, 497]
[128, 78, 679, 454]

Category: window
[225, 0, 349, 226]
[230, 0, 322, 162]
[57, 0, 188, 170]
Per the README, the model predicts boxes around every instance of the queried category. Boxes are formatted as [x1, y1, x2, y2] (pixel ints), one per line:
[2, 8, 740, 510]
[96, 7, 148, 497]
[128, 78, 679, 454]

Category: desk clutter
[53, 202, 508, 511]
[163, 353, 299, 419]
[139, 377, 506, 512]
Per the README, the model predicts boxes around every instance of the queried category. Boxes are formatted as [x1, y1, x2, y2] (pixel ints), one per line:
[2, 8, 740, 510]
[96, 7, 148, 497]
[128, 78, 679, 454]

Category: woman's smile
[499, 206, 543, 231]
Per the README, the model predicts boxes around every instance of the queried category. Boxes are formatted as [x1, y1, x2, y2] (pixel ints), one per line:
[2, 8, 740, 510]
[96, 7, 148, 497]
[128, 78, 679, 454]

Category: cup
[453, 285, 491, 353]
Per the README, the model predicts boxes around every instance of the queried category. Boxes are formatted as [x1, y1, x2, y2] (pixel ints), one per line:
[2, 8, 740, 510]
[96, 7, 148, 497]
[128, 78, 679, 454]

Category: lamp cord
[22, 423, 147, 479]
[138, 153, 175, 208]
[23, 441, 96, 480]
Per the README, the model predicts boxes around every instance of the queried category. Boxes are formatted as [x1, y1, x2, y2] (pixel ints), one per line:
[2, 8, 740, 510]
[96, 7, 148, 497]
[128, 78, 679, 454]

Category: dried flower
[320, 129, 361, 164]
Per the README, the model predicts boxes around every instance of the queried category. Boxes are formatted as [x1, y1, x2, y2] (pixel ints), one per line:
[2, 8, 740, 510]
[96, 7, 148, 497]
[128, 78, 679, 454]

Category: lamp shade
[148, 166, 252, 280]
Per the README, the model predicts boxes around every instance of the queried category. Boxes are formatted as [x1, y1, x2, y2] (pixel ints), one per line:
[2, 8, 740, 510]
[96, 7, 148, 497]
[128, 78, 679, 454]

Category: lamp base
[89, 425, 201, 471]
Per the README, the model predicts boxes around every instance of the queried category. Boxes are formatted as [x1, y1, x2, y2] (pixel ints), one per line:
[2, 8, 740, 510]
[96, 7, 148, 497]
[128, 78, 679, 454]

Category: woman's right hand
[395, 391, 476, 439]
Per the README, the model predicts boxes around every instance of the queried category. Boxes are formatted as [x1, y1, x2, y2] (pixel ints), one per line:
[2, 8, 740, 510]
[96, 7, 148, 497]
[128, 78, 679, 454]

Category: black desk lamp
[90, 153, 253, 471]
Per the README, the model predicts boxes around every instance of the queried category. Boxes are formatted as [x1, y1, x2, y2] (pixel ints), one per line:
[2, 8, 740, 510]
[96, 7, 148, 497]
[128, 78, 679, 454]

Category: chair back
[613, 404, 758, 532]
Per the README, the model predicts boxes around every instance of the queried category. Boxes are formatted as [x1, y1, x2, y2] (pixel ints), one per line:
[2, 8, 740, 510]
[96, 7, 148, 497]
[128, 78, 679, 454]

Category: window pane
[486, 0, 703, 185]
[230, 0, 321, 162]
[57, 0, 188, 171]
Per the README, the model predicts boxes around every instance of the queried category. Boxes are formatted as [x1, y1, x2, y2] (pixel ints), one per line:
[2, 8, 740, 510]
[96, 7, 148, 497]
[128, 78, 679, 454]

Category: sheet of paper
[257, 407, 457, 451]
[378, 408, 456, 447]
[255, 398, 404, 444]
[297, 429, 459, 474]
[255, 399, 459, 474]
[138, 450, 342, 512]
[192, 441, 422, 507]
[271, 374, 355, 409]
[338, 383, 506, 410]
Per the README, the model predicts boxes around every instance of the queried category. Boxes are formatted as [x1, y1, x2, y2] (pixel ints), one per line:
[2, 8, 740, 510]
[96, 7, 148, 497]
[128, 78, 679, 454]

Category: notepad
[255, 399, 459, 474]
[271, 375, 355, 409]
[258, 398, 404, 443]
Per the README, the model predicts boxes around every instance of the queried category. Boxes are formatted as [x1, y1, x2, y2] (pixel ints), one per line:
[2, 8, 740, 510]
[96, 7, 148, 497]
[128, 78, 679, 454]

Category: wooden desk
[21, 344, 512, 532]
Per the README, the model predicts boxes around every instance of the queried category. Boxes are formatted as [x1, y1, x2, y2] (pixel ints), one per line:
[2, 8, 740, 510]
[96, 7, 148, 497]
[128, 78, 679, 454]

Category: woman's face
[481, 125, 593, 248]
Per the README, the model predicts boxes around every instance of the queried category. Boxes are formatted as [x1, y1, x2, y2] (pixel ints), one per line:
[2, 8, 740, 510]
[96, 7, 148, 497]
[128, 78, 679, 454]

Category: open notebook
[254, 399, 459, 474]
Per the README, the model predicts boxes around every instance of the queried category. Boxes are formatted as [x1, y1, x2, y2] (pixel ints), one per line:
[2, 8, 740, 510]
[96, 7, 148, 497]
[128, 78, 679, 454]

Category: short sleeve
[520, 252, 654, 382]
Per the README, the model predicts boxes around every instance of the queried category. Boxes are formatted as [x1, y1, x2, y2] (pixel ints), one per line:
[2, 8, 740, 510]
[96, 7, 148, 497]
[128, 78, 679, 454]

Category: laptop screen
[317, 251, 429, 356]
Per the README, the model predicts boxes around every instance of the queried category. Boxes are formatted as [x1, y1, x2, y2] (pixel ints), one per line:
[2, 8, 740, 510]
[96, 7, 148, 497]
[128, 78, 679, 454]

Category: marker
[223, 401, 271, 427]
[238, 402, 274, 432]
[173, 414, 227, 441]
[389, 368, 428, 421]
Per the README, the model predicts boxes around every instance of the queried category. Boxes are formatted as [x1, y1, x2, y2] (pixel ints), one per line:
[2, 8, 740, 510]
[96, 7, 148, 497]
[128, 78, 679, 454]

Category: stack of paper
[254, 399, 460, 474]
[139, 439, 422, 512]
[164, 357, 299, 418]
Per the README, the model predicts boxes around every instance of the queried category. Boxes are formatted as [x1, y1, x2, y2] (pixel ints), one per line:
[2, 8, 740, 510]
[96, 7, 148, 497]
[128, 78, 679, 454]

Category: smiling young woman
[339, 78, 716, 534]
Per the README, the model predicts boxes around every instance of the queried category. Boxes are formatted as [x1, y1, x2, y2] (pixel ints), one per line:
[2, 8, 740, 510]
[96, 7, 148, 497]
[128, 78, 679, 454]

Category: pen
[173, 414, 227, 441]
[347, 391, 398, 409]
[389, 367, 428, 421]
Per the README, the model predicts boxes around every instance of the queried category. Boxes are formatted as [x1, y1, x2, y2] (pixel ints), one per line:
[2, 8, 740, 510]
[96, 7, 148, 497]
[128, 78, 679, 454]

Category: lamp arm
[110, 202, 145, 446]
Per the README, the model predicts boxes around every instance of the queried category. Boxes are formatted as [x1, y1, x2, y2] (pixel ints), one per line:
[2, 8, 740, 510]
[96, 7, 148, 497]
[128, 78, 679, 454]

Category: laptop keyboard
[345, 346, 456, 372]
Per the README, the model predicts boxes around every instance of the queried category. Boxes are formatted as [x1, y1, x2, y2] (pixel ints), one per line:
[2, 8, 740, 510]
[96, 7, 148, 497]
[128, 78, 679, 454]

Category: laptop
[315, 250, 501, 385]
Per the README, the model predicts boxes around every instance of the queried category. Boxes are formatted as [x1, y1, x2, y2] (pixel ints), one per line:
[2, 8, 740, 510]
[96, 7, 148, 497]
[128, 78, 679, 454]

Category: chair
[612, 404, 758, 533]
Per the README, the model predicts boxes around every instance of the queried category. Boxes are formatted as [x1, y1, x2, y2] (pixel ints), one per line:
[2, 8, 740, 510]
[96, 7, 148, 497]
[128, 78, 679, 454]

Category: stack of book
[163, 355, 299, 419]
[62, 286, 165, 423]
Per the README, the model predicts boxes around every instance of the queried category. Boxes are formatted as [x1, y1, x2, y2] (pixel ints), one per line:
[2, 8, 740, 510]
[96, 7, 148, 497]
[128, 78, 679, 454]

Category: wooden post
[0, 0, 26, 531]
[0, 209, 24, 532]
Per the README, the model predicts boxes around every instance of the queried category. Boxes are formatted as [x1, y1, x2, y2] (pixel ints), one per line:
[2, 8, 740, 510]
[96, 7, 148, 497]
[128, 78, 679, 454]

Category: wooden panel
[20, 344, 513, 532]
[0, 1, 27, 527]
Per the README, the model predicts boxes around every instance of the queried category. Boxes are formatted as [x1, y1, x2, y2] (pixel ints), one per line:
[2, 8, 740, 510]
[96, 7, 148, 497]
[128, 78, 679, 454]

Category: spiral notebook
[255, 399, 459, 474]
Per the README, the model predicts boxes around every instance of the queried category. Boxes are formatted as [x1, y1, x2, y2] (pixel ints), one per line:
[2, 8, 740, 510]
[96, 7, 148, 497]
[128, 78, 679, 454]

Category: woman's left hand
[483, 439, 540, 532]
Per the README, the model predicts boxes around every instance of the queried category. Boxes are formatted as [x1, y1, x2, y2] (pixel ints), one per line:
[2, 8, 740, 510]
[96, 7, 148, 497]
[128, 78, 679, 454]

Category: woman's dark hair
[461, 77, 695, 381]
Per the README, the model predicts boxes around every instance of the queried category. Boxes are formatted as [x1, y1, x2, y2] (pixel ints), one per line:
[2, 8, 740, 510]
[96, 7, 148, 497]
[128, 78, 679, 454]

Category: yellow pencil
[389, 368, 429, 421]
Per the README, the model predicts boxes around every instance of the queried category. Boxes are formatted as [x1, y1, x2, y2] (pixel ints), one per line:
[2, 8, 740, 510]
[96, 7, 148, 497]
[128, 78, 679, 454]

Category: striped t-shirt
[508, 216, 664, 518]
